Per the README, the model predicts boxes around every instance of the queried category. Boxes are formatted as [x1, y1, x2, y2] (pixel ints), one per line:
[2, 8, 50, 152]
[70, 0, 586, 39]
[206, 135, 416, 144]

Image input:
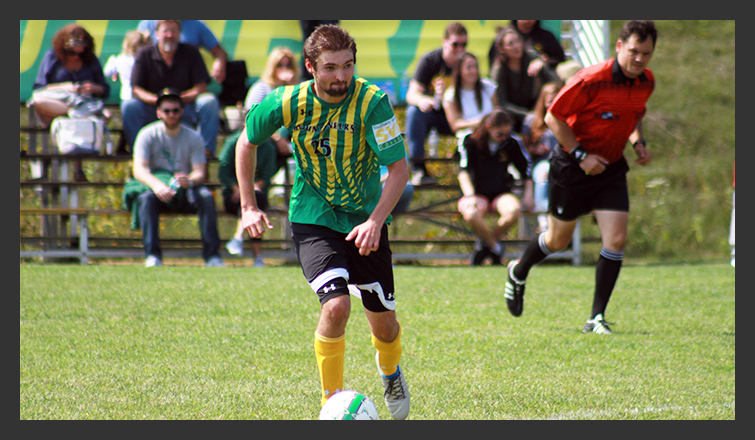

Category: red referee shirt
[549, 57, 655, 164]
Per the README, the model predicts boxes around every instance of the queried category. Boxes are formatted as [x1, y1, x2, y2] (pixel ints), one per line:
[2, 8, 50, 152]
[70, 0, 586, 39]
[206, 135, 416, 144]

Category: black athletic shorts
[291, 222, 396, 313]
[548, 147, 630, 221]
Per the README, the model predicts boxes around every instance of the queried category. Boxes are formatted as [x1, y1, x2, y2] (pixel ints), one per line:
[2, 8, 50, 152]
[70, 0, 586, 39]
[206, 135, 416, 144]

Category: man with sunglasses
[405, 22, 468, 185]
[130, 88, 225, 268]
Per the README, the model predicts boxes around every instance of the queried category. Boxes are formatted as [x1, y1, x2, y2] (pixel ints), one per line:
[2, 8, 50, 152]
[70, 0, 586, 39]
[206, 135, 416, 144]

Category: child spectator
[104, 30, 152, 101]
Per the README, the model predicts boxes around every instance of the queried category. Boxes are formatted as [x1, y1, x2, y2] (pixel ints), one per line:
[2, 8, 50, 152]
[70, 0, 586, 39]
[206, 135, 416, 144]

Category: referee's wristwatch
[633, 139, 647, 149]
[570, 144, 588, 162]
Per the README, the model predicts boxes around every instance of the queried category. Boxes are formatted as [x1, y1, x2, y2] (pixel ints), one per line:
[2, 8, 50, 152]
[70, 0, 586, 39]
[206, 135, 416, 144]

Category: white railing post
[561, 20, 610, 68]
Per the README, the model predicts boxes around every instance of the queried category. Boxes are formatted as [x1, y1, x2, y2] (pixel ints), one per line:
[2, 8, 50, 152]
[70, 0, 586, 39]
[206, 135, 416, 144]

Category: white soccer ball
[318, 390, 380, 420]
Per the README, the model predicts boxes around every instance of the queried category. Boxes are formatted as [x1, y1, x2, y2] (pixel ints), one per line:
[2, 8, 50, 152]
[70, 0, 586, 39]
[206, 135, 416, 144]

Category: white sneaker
[582, 314, 613, 335]
[145, 255, 162, 267]
[254, 256, 265, 268]
[205, 256, 226, 267]
[375, 352, 410, 420]
[226, 237, 244, 256]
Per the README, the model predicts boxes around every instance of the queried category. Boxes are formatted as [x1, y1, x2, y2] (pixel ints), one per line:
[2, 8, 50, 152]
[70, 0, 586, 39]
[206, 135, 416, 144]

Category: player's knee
[317, 277, 350, 308]
[603, 234, 627, 251]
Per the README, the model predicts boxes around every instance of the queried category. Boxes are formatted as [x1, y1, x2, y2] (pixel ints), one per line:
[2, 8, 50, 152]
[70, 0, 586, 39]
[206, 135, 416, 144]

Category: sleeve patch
[372, 116, 403, 151]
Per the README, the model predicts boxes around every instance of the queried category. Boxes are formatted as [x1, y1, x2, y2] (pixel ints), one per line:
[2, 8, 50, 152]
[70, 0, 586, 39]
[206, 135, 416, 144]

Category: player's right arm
[236, 126, 273, 238]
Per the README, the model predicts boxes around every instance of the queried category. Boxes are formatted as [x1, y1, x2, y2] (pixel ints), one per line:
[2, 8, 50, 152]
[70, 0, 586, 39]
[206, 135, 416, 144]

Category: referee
[235, 24, 410, 418]
[505, 20, 657, 335]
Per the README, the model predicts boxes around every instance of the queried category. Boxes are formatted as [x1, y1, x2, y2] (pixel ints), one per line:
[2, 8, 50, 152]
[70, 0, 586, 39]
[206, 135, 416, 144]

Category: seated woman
[27, 23, 110, 181]
[457, 109, 534, 266]
[520, 80, 564, 232]
[490, 27, 560, 133]
[442, 52, 497, 144]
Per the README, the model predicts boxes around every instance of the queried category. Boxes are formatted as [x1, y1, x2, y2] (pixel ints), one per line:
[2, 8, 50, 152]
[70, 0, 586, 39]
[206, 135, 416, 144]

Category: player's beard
[321, 80, 350, 97]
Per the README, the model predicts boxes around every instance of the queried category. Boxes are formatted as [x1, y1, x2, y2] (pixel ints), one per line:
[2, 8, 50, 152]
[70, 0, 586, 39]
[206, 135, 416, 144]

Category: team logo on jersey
[372, 116, 402, 151]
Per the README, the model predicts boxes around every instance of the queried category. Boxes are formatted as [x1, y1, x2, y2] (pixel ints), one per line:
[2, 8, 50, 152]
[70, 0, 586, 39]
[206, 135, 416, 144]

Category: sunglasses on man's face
[160, 107, 183, 115]
[451, 41, 467, 49]
[66, 49, 84, 57]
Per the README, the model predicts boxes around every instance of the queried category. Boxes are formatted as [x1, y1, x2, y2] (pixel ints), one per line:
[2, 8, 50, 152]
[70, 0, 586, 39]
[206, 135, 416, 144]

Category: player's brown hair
[303, 24, 357, 71]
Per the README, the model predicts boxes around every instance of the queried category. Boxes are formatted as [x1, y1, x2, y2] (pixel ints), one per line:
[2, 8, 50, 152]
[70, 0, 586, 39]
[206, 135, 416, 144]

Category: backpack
[50, 116, 105, 154]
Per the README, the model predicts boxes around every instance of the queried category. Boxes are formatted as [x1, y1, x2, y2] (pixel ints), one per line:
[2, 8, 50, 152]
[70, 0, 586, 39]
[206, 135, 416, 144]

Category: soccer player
[504, 20, 657, 334]
[235, 24, 411, 419]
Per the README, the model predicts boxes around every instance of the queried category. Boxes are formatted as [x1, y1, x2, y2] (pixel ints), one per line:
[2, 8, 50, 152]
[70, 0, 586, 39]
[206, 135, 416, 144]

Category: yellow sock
[372, 325, 402, 377]
[314, 332, 345, 407]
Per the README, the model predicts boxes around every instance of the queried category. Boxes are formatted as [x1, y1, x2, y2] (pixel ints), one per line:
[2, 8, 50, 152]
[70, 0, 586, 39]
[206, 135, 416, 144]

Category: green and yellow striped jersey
[245, 76, 406, 233]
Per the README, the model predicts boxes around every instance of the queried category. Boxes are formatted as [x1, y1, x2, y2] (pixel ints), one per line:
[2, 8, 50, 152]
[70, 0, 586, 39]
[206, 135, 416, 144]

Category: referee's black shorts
[291, 222, 396, 313]
[548, 147, 630, 222]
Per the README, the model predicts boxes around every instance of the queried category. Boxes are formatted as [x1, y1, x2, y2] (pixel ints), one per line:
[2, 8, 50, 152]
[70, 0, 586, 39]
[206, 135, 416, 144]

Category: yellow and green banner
[20, 20, 562, 105]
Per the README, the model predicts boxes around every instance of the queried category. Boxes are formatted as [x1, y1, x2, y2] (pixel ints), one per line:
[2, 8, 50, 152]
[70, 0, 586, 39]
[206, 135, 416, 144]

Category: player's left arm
[346, 157, 408, 256]
[346, 98, 408, 255]
[629, 120, 652, 166]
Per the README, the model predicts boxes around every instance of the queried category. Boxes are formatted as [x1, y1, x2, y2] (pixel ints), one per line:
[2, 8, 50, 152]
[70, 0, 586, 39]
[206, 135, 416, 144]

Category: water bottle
[428, 128, 439, 158]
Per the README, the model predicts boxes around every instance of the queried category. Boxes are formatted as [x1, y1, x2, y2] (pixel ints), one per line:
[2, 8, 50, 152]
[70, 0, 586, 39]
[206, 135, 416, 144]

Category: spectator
[124, 88, 224, 268]
[103, 30, 152, 101]
[520, 80, 564, 232]
[245, 47, 301, 110]
[244, 46, 301, 171]
[138, 20, 229, 84]
[405, 22, 468, 185]
[442, 52, 497, 142]
[490, 27, 560, 133]
[299, 20, 339, 81]
[123, 20, 220, 157]
[457, 109, 534, 266]
[103, 30, 152, 156]
[218, 130, 278, 268]
[27, 23, 110, 182]
[510, 20, 566, 69]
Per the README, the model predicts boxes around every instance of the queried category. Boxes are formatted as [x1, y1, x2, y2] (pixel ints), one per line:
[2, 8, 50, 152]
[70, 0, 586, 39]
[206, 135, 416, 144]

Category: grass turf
[20, 262, 735, 420]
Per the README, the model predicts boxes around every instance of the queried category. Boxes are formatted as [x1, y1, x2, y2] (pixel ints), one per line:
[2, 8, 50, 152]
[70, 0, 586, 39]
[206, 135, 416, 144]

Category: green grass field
[20, 262, 735, 420]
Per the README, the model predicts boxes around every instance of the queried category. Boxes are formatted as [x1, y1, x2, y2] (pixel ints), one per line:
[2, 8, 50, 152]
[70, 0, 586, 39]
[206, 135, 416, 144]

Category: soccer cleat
[582, 314, 613, 335]
[145, 255, 162, 267]
[205, 256, 226, 267]
[504, 260, 525, 317]
[225, 237, 244, 256]
[376, 352, 410, 420]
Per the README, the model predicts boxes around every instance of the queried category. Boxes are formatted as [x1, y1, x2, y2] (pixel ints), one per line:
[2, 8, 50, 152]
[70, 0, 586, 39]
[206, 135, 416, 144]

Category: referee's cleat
[376, 352, 410, 420]
[504, 260, 525, 317]
[582, 314, 613, 335]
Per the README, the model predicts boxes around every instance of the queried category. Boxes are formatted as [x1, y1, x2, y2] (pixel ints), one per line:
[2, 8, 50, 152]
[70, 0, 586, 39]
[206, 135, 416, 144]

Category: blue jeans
[121, 93, 220, 155]
[137, 186, 221, 261]
[404, 105, 452, 173]
[533, 159, 551, 213]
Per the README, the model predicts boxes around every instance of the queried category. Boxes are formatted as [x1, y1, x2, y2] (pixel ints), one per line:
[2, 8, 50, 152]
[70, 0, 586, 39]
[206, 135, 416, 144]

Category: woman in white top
[244, 46, 301, 110]
[442, 52, 497, 141]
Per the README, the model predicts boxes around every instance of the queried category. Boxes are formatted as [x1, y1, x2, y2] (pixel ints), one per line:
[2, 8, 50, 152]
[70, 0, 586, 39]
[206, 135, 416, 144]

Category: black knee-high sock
[513, 232, 552, 280]
[591, 248, 623, 318]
